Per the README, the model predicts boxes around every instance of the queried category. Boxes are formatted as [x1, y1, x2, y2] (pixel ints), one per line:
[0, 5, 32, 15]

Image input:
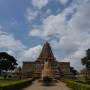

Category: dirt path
[22, 80, 72, 90]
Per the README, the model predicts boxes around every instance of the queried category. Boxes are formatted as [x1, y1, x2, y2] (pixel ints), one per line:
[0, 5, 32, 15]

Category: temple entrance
[41, 61, 53, 85]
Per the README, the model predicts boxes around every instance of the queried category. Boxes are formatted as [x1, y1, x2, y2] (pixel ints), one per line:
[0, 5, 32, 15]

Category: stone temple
[22, 42, 74, 79]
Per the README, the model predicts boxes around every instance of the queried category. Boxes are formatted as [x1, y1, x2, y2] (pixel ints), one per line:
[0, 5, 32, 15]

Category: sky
[0, 0, 90, 70]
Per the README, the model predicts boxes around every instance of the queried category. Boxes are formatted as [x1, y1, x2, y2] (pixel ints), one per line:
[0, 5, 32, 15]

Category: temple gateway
[22, 42, 75, 79]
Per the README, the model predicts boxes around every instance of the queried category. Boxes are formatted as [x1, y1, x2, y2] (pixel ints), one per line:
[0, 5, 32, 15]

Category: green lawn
[0, 79, 20, 86]
[0, 76, 17, 84]
[0, 77, 32, 86]
[0, 76, 4, 79]
[74, 80, 90, 85]
[75, 75, 90, 85]
[0, 78, 33, 90]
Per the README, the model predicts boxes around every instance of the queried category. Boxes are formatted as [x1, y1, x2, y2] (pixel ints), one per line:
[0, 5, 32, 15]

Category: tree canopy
[0, 52, 18, 73]
[70, 67, 77, 75]
[81, 49, 90, 70]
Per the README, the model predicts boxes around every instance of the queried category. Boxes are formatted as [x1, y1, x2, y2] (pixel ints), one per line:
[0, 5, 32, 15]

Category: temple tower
[23, 41, 75, 79]
[36, 42, 56, 63]
[34, 41, 60, 78]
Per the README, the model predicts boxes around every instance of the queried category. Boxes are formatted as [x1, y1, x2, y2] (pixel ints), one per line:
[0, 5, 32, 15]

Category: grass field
[0, 77, 33, 90]
[0, 78, 32, 87]
[0, 79, 20, 86]
[75, 75, 90, 85]
[74, 80, 90, 85]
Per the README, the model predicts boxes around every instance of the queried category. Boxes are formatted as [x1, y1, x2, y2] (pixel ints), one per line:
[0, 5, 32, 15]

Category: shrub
[0, 78, 33, 90]
[66, 80, 90, 90]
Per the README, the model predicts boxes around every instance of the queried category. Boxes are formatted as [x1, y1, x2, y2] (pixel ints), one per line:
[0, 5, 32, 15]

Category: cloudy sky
[0, 0, 90, 70]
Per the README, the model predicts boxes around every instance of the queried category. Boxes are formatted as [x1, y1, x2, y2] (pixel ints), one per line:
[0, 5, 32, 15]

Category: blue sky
[0, 0, 61, 46]
[0, 0, 90, 70]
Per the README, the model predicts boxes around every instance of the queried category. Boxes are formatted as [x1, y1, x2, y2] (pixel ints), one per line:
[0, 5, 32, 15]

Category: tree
[81, 49, 90, 70]
[0, 52, 18, 76]
[70, 67, 78, 75]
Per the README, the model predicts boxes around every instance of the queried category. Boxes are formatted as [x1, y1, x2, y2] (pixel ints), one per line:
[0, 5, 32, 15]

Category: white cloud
[59, 35, 79, 54]
[26, 8, 39, 21]
[59, 0, 69, 5]
[69, 2, 90, 33]
[6, 50, 16, 56]
[64, 49, 86, 70]
[21, 45, 42, 61]
[29, 0, 90, 70]
[30, 29, 42, 37]
[0, 29, 26, 51]
[0, 28, 27, 66]
[45, 9, 52, 15]
[26, 8, 52, 24]
[32, 0, 48, 9]
[29, 14, 67, 39]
